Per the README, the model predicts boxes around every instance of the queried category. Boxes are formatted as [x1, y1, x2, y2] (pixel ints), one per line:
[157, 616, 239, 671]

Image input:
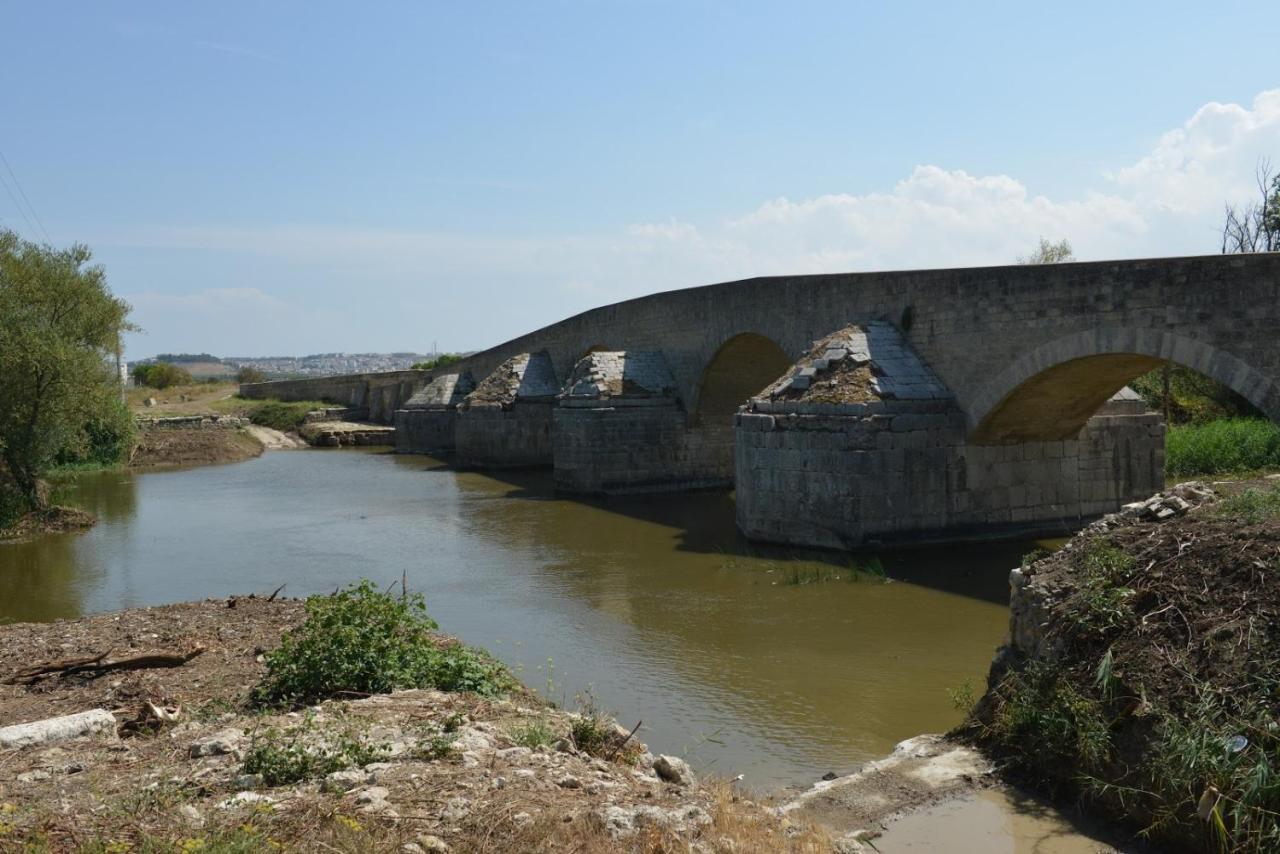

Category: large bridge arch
[969, 327, 1280, 444]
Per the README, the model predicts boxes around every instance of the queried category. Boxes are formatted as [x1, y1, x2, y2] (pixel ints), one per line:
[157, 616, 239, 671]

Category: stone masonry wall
[735, 403, 1165, 549]
[455, 404, 554, 469]
[394, 408, 457, 454]
[554, 402, 730, 494]
[239, 370, 427, 424]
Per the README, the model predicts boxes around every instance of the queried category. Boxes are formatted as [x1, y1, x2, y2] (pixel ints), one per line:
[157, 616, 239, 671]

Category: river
[0, 448, 1123, 850]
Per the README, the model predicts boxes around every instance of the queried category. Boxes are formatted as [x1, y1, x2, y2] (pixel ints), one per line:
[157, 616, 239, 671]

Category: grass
[1165, 417, 1280, 477]
[780, 556, 886, 585]
[1212, 485, 1280, 525]
[243, 400, 326, 432]
[508, 717, 557, 749]
[251, 580, 513, 710]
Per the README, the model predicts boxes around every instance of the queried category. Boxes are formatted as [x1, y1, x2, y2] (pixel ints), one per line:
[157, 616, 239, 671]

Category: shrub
[1165, 418, 1280, 476]
[236, 366, 267, 384]
[412, 353, 463, 371]
[132, 362, 193, 389]
[246, 401, 315, 432]
[54, 398, 136, 470]
[986, 663, 1111, 779]
[251, 580, 512, 709]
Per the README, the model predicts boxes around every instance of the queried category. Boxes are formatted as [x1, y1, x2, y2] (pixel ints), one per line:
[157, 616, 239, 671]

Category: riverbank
[0, 595, 833, 852]
[967, 477, 1280, 853]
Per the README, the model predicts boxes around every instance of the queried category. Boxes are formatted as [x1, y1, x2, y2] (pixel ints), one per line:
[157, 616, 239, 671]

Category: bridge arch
[969, 328, 1280, 443]
[692, 332, 793, 426]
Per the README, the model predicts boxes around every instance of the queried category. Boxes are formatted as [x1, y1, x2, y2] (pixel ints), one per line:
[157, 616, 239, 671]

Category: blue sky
[2, 2, 1278, 358]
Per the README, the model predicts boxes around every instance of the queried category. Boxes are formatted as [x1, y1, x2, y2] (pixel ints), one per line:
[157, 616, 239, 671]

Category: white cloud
[103, 88, 1280, 353]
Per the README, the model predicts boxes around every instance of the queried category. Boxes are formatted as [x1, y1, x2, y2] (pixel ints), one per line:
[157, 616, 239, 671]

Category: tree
[1221, 159, 1280, 254]
[0, 230, 134, 512]
[132, 362, 193, 389]
[236, 365, 268, 384]
[412, 353, 464, 371]
[1016, 237, 1075, 265]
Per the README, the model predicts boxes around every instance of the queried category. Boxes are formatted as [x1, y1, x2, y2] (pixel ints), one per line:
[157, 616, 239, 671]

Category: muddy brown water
[1, 449, 1122, 850]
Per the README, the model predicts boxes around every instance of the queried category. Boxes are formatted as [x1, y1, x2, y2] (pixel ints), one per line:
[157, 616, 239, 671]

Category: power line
[0, 168, 39, 241]
[0, 148, 51, 243]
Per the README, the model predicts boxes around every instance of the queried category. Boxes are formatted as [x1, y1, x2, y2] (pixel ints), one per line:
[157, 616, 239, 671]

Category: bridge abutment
[454, 352, 559, 469]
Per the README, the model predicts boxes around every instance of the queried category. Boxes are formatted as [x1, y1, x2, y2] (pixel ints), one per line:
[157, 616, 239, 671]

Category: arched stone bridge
[246, 253, 1280, 547]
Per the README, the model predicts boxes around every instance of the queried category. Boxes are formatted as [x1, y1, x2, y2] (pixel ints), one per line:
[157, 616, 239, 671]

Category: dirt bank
[968, 478, 1280, 853]
[0, 506, 96, 544]
[0, 598, 831, 852]
[129, 427, 265, 469]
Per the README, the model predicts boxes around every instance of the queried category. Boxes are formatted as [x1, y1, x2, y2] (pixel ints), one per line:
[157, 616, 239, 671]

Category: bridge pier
[455, 352, 559, 469]
[394, 371, 475, 454]
[734, 323, 1165, 548]
[553, 351, 727, 493]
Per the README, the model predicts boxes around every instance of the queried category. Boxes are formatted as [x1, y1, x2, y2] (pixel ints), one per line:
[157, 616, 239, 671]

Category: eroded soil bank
[0, 598, 833, 852]
[968, 476, 1280, 853]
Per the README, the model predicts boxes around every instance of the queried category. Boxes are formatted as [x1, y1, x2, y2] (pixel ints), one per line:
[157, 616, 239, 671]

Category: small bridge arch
[692, 332, 793, 426]
[969, 328, 1280, 444]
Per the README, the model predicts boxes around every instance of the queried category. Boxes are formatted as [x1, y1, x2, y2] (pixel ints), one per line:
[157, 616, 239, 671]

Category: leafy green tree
[412, 353, 464, 371]
[0, 230, 133, 511]
[132, 361, 192, 389]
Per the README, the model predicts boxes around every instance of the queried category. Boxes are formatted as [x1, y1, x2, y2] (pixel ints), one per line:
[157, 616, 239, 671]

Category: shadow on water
[426, 459, 1035, 607]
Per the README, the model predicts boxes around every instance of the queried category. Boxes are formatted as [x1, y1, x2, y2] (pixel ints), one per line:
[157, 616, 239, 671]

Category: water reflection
[0, 450, 1025, 787]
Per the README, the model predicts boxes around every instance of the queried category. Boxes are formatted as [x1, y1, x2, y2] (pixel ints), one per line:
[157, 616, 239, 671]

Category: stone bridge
[247, 253, 1280, 547]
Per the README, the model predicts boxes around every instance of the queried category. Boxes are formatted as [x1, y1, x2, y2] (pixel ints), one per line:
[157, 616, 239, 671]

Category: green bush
[53, 398, 136, 470]
[246, 401, 316, 432]
[411, 353, 463, 371]
[251, 580, 512, 709]
[1130, 365, 1262, 425]
[1165, 418, 1280, 476]
[132, 362, 193, 389]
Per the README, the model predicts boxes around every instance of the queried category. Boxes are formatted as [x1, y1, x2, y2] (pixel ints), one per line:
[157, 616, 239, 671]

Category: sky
[1, 2, 1278, 359]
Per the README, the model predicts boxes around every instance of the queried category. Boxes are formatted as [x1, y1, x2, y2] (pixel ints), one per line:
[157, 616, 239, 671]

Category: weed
[242, 714, 385, 787]
[245, 401, 319, 433]
[1071, 539, 1137, 635]
[781, 556, 886, 585]
[251, 580, 512, 709]
[986, 663, 1111, 777]
[508, 717, 557, 750]
[412, 722, 459, 761]
[948, 679, 976, 714]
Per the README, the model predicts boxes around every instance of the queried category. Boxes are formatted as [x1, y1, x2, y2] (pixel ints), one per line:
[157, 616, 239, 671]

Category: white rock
[354, 786, 391, 805]
[217, 792, 275, 809]
[513, 769, 536, 780]
[189, 729, 245, 758]
[16, 769, 51, 783]
[323, 769, 369, 793]
[232, 773, 263, 790]
[417, 836, 451, 853]
[178, 804, 204, 826]
[0, 709, 116, 750]
[652, 754, 696, 787]
[441, 797, 470, 821]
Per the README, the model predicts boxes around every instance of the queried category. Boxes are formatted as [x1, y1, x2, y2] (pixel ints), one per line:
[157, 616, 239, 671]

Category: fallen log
[0, 709, 116, 749]
[5, 646, 205, 685]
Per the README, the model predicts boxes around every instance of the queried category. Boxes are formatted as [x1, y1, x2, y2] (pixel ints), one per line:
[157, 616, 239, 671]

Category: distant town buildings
[127, 352, 436, 380]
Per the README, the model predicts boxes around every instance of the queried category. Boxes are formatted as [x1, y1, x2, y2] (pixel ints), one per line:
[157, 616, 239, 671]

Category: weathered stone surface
[0, 710, 116, 750]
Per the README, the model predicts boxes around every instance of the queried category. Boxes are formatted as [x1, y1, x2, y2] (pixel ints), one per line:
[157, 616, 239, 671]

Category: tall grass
[1165, 418, 1280, 477]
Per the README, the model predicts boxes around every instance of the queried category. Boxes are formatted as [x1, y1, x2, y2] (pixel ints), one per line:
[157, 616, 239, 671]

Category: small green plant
[242, 714, 385, 787]
[948, 678, 976, 714]
[1214, 486, 1280, 525]
[568, 694, 641, 763]
[251, 580, 512, 709]
[987, 663, 1111, 777]
[508, 717, 557, 750]
[413, 721, 460, 760]
[1021, 547, 1050, 569]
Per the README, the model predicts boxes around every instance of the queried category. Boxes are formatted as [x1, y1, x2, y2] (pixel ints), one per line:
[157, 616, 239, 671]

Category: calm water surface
[2, 448, 1026, 789]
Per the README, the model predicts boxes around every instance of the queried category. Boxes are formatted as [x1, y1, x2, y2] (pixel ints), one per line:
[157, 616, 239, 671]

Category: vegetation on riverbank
[1165, 417, 1280, 477]
[0, 583, 832, 852]
[969, 481, 1280, 853]
[0, 230, 134, 536]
